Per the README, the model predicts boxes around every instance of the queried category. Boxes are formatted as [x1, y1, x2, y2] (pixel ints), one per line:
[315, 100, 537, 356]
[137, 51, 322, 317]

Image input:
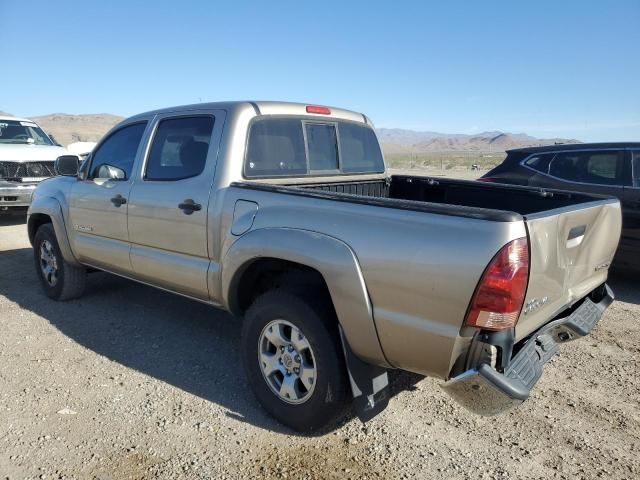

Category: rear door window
[548, 151, 624, 185]
[244, 117, 384, 178]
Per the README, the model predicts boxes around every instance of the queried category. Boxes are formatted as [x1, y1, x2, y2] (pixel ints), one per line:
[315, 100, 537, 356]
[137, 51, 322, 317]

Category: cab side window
[549, 151, 623, 185]
[145, 116, 214, 181]
[89, 122, 147, 180]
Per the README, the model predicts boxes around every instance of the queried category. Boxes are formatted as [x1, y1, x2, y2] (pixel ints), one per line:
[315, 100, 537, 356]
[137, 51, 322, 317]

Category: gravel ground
[0, 214, 638, 480]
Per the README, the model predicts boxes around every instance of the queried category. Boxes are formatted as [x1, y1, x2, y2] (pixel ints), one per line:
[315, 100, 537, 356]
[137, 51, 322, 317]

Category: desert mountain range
[378, 128, 580, 153]
[1, 112, 580, 152]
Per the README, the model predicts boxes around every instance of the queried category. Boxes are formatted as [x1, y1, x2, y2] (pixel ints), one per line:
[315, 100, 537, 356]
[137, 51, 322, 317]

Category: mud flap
[339, 326, 390, 422]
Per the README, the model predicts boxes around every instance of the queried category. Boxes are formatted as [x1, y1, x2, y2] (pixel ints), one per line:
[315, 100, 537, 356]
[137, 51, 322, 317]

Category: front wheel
[33, 223, 86, 301]
[241, 290, 348, 432]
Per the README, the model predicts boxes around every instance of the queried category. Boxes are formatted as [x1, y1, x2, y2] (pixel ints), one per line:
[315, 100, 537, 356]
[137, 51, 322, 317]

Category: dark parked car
[481, 143, 640, 270]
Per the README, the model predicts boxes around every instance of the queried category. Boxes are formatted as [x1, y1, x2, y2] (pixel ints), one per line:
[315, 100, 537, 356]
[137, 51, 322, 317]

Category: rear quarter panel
[217, 186, 526, 378]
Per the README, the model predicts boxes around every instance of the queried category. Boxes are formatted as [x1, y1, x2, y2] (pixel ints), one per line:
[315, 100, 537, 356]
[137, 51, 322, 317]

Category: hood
[0, 144, 68, 162]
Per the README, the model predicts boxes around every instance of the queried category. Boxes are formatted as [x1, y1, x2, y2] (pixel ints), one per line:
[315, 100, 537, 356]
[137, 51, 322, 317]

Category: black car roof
[507, 142, 640, 154]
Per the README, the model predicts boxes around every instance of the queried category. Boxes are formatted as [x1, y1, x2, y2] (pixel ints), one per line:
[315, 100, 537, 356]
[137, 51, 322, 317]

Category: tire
[241, 289, 348, 433]
[33, 223, 86, 301]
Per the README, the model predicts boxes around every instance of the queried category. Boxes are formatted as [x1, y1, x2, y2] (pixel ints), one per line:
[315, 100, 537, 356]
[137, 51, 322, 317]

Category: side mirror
[55, 155, 80, 176]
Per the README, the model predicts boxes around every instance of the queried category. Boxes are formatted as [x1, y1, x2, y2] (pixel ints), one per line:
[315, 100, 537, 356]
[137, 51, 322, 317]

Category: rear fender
[221, 227, 389, 368]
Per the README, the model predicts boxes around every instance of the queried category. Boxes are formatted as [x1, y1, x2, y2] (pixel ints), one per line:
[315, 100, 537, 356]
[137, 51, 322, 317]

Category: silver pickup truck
[27, 101, 621, 432]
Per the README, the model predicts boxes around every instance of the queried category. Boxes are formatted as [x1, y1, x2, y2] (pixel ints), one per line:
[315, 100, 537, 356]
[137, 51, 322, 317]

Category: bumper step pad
[442, 284, 614, 415]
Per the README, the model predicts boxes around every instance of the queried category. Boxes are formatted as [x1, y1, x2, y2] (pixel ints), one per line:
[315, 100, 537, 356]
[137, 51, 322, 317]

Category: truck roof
[126, 101, 369, 125]
[507, 142, 640, 154]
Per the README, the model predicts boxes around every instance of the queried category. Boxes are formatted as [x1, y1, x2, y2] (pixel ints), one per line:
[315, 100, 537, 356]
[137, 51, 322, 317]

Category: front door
[127, 111, 223, 300]
[68, 121, 149, 274]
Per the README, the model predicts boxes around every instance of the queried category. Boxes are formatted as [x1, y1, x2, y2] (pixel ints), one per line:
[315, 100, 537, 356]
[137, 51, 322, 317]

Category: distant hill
[30, 113, 124, 145]
[377, 128, 580, 153]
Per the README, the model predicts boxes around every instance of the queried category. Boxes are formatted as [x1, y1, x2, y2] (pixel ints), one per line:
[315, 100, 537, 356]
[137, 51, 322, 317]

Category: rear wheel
[241, 289, 348, 432]
[33, 223, 86, 301]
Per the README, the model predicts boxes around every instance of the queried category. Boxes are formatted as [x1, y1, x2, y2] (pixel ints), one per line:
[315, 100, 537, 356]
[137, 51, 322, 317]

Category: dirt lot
[0, 213, 638, 480]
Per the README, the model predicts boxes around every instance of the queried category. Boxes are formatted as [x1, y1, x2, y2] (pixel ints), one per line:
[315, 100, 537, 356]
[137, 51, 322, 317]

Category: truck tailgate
[517, 198, 621, 340]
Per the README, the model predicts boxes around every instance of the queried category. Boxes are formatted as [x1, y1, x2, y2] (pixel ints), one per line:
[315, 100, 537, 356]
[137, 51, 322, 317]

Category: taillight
[477, 177, 498, 183]
[465, 237, 529, 331]
[306, 105, 331, 115]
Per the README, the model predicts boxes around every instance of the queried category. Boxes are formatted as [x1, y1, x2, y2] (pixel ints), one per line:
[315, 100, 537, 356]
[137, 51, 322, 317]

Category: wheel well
[28, 214, 52, 246]
[231, 258, 334, 317]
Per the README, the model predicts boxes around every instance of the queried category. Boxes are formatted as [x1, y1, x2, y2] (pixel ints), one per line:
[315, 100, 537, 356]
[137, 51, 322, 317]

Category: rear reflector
[465, 237, 529, 331]
[306, 105, 331, 115]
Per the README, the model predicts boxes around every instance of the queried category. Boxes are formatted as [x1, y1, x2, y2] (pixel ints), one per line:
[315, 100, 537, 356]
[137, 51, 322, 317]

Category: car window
[145, 116, 214, 181]
[523, 153, 555, 173]
[89, 122, 147, 180]
[633, 151, 640, 186]
[244, 117, 384, 178]
[306, 123, 339, 171]
[339, 122, 385, 173]
[245, 118, 307, 177]
[548, 151, 623, 185]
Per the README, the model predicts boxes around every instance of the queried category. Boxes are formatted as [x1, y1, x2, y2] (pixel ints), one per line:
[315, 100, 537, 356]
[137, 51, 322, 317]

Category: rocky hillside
[378, 128, 580, 153]
[30, 113, 124, 145]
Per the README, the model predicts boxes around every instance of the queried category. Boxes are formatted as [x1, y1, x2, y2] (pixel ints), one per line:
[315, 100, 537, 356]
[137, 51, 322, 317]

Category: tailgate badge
[524, 296, 548, 315]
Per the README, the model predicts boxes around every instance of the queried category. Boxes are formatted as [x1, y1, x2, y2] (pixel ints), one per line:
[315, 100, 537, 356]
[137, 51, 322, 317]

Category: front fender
[221, 228, 389, 367]
[27, 196, 80, 266]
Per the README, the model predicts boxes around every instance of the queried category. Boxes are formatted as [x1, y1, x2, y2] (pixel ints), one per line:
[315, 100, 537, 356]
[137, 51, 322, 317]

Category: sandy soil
[0, 207, 638, 479]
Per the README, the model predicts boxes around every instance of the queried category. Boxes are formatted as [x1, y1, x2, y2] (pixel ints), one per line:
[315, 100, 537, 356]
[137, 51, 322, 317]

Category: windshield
[0, 120, 53, 145]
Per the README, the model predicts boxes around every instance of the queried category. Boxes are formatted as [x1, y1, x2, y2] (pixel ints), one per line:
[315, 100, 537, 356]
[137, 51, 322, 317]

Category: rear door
[621, 149, 640, 267]
[68, 121, 148, 274]
[127, 110, 225, 300]
[516, 197, 622, 340]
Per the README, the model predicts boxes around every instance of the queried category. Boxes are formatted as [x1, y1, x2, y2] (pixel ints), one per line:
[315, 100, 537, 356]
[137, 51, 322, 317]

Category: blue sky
[1, 0, 639, 141]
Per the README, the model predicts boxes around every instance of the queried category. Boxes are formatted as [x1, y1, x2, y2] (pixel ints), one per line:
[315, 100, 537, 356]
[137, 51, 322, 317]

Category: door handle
[110, 194, 127, 207]
[178, 199, 202, 215]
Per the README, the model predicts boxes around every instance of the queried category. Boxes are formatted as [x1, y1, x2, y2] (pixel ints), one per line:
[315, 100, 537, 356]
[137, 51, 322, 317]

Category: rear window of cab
[244, 117, 385, 178]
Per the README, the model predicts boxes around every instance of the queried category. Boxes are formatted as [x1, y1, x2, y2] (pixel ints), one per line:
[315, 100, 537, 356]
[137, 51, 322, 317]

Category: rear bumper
[0, 183, 37, 209]
[442, 284, 614, 415]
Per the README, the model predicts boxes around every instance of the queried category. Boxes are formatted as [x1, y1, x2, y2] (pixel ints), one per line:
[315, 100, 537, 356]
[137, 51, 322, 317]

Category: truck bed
[236, 175, 610, 222]
[300, 175, 608, 218]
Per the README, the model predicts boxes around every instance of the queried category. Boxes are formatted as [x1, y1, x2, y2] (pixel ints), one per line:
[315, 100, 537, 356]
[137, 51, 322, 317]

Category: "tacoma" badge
[523, 296, 549, 315]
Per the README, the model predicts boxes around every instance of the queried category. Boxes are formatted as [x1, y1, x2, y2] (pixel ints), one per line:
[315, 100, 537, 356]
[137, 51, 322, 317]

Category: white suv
[0, 116, 68, 214]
